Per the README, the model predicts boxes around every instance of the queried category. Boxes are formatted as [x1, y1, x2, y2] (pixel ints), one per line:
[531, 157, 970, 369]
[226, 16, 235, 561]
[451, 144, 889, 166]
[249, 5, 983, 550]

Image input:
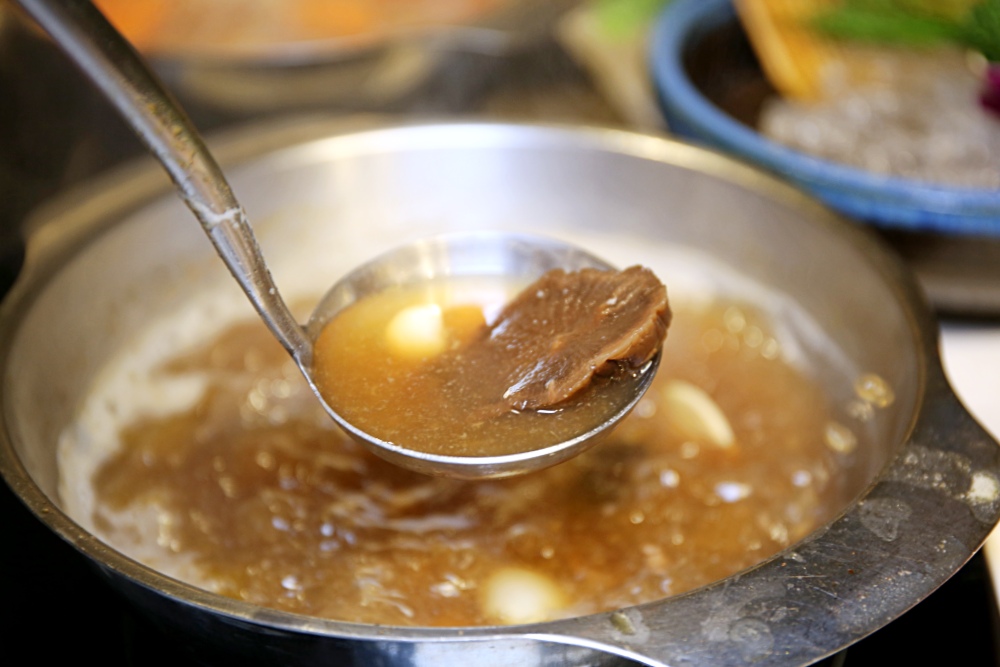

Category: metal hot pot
[1, 119, 998, 666]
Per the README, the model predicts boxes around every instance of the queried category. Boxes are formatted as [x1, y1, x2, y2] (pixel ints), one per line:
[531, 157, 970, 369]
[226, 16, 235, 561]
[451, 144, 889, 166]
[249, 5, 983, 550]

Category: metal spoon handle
[14, 0, 312, 364]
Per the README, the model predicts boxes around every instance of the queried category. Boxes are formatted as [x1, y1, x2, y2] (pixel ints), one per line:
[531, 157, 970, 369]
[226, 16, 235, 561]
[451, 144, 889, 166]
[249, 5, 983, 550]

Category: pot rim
[1, 119, 996, 666]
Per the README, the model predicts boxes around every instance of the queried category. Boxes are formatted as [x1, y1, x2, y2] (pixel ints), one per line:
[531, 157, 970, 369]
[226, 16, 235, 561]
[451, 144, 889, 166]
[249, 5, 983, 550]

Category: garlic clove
[385, 304, 445, 359]
[481, 566, 565, 625]
[660, 379, 736, 449]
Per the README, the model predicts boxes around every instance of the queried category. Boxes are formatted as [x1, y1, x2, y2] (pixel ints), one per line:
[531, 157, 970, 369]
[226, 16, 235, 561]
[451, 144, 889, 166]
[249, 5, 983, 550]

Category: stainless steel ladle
[15, 0, 660, 478]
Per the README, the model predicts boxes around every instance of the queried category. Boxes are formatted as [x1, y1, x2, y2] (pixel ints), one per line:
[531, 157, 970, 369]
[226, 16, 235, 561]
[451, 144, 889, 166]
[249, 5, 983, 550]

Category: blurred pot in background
[90, 0, 575, 120]
[0, 0, 578, 239]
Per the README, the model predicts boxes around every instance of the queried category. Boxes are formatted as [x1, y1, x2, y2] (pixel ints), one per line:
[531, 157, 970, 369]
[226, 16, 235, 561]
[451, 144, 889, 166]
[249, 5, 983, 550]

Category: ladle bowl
[306, 230, 660, 478]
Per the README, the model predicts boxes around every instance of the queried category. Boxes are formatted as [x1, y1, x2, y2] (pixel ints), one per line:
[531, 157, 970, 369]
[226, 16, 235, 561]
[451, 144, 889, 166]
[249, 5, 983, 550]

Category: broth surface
[85, 299, 850, 627]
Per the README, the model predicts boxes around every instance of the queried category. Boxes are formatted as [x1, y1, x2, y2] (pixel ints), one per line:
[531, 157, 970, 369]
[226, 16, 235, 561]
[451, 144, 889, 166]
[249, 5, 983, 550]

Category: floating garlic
[660, 380, 736, 449]
[481, 567, 566, 625]
[385, 304, 444, 359]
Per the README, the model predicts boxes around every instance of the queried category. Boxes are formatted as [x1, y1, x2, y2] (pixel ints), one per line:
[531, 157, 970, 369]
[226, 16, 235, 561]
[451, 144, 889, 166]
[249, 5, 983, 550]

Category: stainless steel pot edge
[0, 118, 998, 667]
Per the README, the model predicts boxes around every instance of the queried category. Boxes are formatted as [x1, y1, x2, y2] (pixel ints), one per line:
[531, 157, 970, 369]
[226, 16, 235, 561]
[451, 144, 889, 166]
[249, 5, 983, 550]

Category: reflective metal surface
[2, 120, 999, 666]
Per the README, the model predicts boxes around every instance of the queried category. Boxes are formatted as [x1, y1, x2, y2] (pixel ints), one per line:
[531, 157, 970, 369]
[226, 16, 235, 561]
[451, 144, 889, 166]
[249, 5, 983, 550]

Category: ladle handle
[14, 0, 312, 364]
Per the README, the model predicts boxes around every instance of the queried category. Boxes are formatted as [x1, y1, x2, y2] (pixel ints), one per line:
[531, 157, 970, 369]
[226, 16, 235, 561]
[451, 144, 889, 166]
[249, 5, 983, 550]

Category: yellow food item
[734, 0, 904, 100]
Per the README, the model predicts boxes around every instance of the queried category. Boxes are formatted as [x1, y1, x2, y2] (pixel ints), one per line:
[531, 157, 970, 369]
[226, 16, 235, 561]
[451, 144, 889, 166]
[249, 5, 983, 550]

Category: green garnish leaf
[811, 7, 962, 47]
[961, 0, 1000, 61]
[592, 0, 673, 39]
[810, 0, 1000, 61]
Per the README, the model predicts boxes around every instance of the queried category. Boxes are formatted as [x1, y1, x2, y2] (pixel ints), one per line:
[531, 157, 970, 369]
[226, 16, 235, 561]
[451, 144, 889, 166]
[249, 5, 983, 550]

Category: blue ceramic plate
[649, 0, 1000, 236]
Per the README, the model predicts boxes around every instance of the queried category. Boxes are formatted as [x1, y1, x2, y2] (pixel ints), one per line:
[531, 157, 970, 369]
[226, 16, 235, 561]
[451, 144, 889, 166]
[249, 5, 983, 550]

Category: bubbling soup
[58, 271, 878, 626]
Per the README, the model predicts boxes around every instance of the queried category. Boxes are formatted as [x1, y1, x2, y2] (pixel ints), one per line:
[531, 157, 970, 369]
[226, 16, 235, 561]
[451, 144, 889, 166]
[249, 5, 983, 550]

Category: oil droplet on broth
[824, 421, 858, 454]
[854, 373, 896, 409]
